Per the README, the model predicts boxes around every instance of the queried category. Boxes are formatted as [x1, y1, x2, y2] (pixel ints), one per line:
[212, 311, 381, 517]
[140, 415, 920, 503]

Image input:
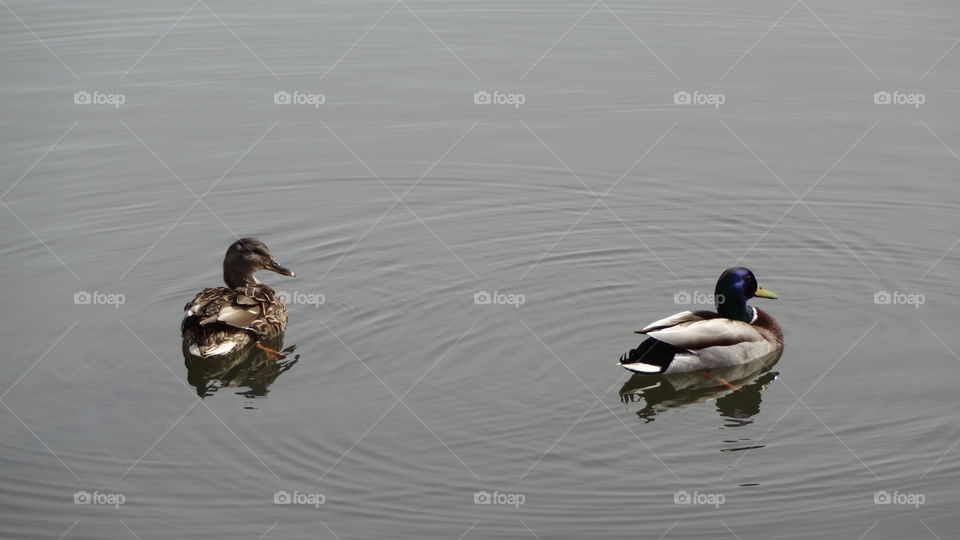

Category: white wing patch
[645, 318, 766, 351]
[214, 305, 261, 329]
[638, 311, 707, 333]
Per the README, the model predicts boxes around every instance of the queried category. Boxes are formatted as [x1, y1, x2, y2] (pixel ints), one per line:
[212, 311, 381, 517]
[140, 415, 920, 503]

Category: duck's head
[223, 237, 295, 289]
[714, 267, 777, 322]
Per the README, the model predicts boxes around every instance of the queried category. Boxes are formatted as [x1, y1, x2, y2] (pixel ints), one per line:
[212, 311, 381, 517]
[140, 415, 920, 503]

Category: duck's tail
[619, 337, 683, 374]
[183, 325, 251, 357]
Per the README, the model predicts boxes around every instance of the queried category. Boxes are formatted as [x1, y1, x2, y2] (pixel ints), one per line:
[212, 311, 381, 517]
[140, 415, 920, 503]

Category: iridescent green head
[714, 267, 778, 322]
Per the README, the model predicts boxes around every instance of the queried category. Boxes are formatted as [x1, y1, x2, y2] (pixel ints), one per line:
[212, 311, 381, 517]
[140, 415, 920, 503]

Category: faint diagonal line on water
[119, 519, 142, 540]
[718, 322, 876, 481]
[0, 399, 80, 480]
[521, 0, 601, 79]
[1, 200, 81, 280]
[458, 521, 480, 540]
[722, 121, 799, 199]
[199, 0, 279, 79]
[599, 0, 679, 79]
[0, 0, 80, 79]
[520, 520, 542, 540]
[519, 321, 680, 480]
[779, 379, 880, 479]
[519, 199, 601, 281]
[121, 121, 239, 238]
[802, 120, 878, 199]
[317, 198, 401, 281]
[1, 121, 78, 201]
[921, 37, 960, 79]
[720, 521, 742, 540]
[58, 520, 80, 540]
[119, 122, 277, 280]
[658, 521, 679, 539]
[321, 521, 343, 540]
[919, 321, 960, 479]
[918, 122, 960, 279]
[601, 120, 678, 197]
[259, 520, 279, 540]
[319, 321, 481, 480]
[121, 0, 201, 79]
[857, 520, 880, 540]
[798, 0, 879, 80]
[319, 120, 481, 280]
[519, 120, 678, 279]
[719, 0, 799, 81]
[320, 0, 400, 80]
[400, 0, 480, 80]
[120, 321, 280, 479]
[0, 321, 78, 400]
[120, 399, 200, 479]
[518, 399, 598, 481]
[727, 120, 878, 278]
[920, 521, 942, 540]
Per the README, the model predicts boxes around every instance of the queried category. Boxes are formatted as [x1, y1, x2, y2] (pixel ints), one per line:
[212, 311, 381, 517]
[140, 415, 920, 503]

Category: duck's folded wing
[637, 310, 716, 334]
[184, 287, 261, 330]
[211, 304, 261, 329]
[642, 318, 765, 351]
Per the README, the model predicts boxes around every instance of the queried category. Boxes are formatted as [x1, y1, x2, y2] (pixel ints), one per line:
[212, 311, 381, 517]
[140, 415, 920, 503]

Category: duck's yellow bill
[754, 287, 778, 299]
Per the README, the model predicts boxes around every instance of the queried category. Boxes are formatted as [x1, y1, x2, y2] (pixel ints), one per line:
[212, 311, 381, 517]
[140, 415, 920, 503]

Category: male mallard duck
[182, 238, 295, 359]
[619, 267, 783, 374]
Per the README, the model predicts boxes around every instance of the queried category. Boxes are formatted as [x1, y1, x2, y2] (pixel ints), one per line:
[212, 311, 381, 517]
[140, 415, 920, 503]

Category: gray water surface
[2, 1, 960, 538]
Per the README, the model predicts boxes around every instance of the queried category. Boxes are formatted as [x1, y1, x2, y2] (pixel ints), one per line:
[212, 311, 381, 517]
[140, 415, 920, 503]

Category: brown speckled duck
[182, 238, 295, 360]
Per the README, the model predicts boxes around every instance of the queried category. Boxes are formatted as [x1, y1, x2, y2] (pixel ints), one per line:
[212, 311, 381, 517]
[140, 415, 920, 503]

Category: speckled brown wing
[234, 284, 287, 340]
[181, 284, 288, 358]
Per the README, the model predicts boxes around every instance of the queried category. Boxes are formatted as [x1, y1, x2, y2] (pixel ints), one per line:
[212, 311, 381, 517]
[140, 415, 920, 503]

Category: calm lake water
[2, 1, 960, 538]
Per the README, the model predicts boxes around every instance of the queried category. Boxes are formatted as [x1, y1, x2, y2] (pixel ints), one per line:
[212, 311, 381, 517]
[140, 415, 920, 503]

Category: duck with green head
[619, 267, 783, 374]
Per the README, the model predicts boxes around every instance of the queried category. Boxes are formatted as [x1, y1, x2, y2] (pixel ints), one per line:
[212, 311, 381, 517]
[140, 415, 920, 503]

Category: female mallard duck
[619, 267, 783, 374]
[182, 238, 295, 360]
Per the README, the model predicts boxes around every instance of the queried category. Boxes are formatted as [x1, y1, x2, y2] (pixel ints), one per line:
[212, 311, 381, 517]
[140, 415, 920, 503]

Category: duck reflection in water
[619, 352, 780, 424]
[183, 335, 298, 398]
